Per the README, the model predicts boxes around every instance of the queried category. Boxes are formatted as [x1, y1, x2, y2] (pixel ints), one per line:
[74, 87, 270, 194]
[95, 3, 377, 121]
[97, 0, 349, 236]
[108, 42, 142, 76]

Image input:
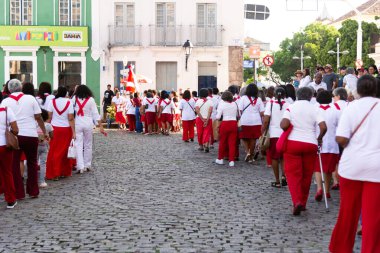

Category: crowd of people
[1, 61, 380, 252]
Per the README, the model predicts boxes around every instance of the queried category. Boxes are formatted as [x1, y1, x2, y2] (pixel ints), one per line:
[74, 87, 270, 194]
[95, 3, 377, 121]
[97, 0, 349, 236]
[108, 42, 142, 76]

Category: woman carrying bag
[46, 86, 76, 180]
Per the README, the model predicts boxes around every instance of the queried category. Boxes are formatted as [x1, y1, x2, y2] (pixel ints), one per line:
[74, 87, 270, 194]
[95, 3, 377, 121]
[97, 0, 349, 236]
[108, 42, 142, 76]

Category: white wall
[95, 0, 245, 99]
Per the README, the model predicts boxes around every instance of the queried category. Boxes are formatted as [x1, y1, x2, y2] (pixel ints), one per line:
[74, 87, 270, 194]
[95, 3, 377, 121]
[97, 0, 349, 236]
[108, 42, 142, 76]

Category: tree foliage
[271, 20, 379, 82]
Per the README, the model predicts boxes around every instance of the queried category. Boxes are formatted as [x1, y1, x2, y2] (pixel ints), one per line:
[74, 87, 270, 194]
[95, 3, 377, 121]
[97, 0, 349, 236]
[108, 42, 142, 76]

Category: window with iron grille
[10, 0, 33, 25]
[60, 0, 81, 26]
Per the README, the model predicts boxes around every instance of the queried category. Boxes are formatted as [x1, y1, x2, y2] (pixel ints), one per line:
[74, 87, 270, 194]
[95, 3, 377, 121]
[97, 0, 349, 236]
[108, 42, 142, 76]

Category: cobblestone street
[0, 131, 361, 252]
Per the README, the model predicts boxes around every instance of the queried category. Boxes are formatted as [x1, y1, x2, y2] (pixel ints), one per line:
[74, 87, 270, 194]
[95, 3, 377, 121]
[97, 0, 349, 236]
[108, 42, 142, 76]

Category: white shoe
[215, 159, 224, 165]
[229, 161, 235, 167]
[39, 182, 48, 188]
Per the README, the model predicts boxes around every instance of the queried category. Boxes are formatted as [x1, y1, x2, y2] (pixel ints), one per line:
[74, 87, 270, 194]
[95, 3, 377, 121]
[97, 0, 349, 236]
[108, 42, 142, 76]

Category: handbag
[276, 124, 293, 154]
[5, 107, 19, 150]
[67, 139, 76, 159]
[260, 102, 273, 152]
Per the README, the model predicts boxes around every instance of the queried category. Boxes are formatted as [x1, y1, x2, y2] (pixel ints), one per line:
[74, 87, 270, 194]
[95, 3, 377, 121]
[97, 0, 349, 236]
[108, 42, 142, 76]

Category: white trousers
[75, 125, 93, 170]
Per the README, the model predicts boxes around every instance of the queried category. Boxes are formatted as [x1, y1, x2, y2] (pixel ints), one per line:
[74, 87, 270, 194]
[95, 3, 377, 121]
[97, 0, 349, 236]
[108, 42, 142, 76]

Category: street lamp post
[292, 45, 311, 71]
[328, 38, 349, 71]
[183, 40, 194, 71]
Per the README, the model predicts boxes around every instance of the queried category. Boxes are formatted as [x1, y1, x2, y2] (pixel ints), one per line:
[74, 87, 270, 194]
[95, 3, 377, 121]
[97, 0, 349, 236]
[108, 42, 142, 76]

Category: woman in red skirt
[158, 91, 175, 136]
[46, 86, 75, 180]
[238, 84, 265, 163]
[112, 91, 126, 129]
[179, 90, 196, 142]
[142, 92, 157, 135]
[195, 89, 213, 152]
[126, 94, 136, 132]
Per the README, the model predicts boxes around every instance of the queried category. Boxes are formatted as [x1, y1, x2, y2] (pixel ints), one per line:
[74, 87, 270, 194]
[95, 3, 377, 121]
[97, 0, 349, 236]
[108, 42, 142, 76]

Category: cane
[318, 146, 329, 211]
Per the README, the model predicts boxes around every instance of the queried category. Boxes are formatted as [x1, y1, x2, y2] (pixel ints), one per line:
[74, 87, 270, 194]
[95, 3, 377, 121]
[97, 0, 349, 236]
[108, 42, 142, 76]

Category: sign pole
[254, 59, 258, 82]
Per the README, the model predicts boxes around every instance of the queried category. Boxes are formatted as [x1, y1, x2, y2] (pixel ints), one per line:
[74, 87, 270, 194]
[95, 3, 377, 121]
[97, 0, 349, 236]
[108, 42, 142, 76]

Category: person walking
[142, 92, 157, 135]
[329, 75, 380, 253]
[36, 82, 55, 110]
[179, 90, 196, 142]
[133, 93, 143, 133]
[1, 79, 46, 200]
[195, 88, 213, 152]
[215, 91, 239, 167]
[158, 91, 175, 136]
[102, 84, 114, 122]
[126, 94, 136, 132]
[112, 91, 126, 129]
[46, 86, 75, 180]
[280, 87, 327, 215]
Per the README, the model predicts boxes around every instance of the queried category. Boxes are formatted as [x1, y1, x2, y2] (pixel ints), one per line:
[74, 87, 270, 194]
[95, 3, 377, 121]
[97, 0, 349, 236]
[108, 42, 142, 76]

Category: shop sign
[0, 26, 88, 47]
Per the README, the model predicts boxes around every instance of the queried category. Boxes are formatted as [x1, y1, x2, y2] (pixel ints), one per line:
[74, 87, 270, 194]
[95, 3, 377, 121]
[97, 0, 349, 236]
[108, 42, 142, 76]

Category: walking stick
[318, 146, 329, 211]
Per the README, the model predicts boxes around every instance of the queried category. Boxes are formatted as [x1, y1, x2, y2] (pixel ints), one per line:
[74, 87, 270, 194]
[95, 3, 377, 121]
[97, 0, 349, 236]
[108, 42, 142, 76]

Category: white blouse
[216, 101, 239, 121]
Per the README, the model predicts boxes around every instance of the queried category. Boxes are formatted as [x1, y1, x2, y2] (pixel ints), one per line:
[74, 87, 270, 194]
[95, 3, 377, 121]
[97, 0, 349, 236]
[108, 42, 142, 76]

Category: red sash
[320, 105, 331, 111]
[193, 98, 198, 102]
[248, 97, 258, 106]
[146, 98, 155, 105]
[53, 99, 70, 116]
[162, 99, 170, 106]
[76, 97, 90, 117]
[334, 103, 341, 110]
[233, 96, 240, 102]
[9, 93, 24, 102]
[0, 107, 5, 112]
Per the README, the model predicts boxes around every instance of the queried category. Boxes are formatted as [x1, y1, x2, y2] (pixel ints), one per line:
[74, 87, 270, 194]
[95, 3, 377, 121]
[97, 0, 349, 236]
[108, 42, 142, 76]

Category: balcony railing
[108, 25, 142, 47]
[149, 25, 183, 46]
[190, 25, 223, 47]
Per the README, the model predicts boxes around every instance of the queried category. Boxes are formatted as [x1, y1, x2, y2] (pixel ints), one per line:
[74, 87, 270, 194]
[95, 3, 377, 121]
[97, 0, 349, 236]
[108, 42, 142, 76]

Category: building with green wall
[0, 0, 100, 102]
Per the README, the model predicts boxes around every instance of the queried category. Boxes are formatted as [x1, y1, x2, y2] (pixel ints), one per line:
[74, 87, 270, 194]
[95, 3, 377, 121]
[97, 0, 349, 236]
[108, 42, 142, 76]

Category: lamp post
[183, 40, 193, 71]
[328, 38, 349, 71]
[292, 45, 311, 71]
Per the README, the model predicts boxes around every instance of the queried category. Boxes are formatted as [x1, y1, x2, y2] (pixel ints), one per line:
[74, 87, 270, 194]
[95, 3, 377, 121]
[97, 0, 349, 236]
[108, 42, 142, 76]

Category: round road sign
[263, 55, 274, 67]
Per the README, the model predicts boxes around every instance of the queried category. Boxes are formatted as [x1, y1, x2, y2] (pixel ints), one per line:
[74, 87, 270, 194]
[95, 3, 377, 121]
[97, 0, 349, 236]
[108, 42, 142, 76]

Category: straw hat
[294, 70, 303, 75]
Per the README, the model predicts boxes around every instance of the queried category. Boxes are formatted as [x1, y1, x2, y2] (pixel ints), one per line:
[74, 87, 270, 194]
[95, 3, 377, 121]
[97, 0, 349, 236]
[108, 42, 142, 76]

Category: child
[173, 97, 181, 132]
[37, 109, 54, 188]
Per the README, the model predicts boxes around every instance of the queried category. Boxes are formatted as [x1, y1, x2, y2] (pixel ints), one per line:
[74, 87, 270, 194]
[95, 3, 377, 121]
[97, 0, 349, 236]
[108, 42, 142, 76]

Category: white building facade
[94, 0, 245, 97]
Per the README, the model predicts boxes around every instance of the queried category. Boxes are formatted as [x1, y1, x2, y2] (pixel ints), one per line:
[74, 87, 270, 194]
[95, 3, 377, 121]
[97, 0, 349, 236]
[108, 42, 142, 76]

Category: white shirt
[47, 97, 74, 127]
[299, 75, 312, 88]
[195, 99, 213, 118]
[112, 96, 125, 112]
[216, 100, 239, 121]
[337, 97, 380, 182]
[264, 100, 289, 138]
[283, 100, 324, 145]
[160, 99, 175, 114]
[143, 98, 157, 113]
[74, 97, 100, 128]
[0, 107, 16, 146]
[285, 97, 295, 105]
[179, 99, 196, 121]
[173, 102, 181, 115]
[1, 92, 42, 137]
[210, 95, 221, 120]
[309, 81, 327, 92]
[37, 94, 55, 110]
[343, 74, 358, 92]
[126, 99, 135, 115]
[239, 96, 265, 126]
[316, 104, 340, 154]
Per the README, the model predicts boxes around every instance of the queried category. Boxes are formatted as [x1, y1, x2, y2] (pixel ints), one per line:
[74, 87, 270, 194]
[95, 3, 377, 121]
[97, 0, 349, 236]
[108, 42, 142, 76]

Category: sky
[245, 0, 369, 50]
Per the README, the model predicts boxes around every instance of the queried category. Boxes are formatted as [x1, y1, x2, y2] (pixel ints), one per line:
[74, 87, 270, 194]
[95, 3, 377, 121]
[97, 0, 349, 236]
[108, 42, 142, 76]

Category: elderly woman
[0, 105, 18, 208]
[329, 75, 380, 252]
[1, 79, 46, 199]
[280, 87, 327, 215]
[215, 91, 239, 167]
[46, 86, 75, 180]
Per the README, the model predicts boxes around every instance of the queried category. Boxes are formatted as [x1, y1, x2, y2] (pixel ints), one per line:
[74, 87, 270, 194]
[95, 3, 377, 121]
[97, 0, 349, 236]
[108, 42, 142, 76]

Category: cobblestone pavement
[0, 131, 361, 252]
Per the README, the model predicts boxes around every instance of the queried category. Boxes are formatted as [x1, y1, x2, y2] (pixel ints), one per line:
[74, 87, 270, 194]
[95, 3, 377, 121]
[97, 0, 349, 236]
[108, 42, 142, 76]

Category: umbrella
[136, 74, 153, 84]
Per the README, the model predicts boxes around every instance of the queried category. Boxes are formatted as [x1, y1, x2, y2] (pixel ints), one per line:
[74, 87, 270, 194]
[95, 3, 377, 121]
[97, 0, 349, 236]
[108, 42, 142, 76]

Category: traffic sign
[249, 46, 261, 59]
[263, 55, 274, 67]
[355, 59, 363, 69]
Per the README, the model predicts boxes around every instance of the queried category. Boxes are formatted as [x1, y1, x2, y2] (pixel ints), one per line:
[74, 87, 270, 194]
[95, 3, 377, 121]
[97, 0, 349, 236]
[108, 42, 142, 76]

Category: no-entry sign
[263, 55, 274, 67]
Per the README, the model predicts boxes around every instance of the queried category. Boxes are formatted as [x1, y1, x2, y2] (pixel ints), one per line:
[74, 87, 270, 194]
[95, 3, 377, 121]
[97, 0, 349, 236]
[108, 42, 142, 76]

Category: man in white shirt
[343, 67, 358, 94]
[309, 73, 328, 92]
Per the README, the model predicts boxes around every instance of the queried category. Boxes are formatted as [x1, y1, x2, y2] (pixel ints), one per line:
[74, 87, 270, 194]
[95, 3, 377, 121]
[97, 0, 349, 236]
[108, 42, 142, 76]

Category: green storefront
[0, 0, 100, 102]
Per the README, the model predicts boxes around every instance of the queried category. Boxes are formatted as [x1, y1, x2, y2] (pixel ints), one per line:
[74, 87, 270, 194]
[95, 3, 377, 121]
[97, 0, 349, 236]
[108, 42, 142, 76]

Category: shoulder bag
[5, 107, 19, 150]
[260, 102, 273, 152]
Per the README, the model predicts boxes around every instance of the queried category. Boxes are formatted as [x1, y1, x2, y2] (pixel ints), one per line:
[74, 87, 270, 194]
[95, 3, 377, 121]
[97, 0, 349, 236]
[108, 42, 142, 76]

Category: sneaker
[215, 159, 224, 165]
[315, 189, 323, 202]
[39, 182, 48, 188]
[229, 161, 235, 167]
[7, 202, 17, 209]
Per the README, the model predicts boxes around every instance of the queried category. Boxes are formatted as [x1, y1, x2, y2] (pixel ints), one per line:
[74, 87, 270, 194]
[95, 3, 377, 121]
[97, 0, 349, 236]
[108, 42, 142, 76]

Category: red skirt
[161, 113, 173, 123]
[146, 112, 156, 125]
[269, 138, 282, 160]
[46, 126, 73, 179]
[174, 114, 181, 121]
[115, 112, 126, 124]
[315, 153, 339, 173]
[239, 125, 261, 139]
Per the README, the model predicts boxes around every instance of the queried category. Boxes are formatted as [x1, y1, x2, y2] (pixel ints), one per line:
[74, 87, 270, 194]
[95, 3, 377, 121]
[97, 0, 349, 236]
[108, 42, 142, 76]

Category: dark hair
[245, 83, 259, 98]
[41, 109, 49, 122]
[212, 87, 219, 95]
[56, 86, 67, 98]
[173, 97, 178, 103]
[285, 84, 296, 101]
[3, 81, 10, 96]
[221, 90, 233, 102]
[160, 90, 168, 99]
[275, 87, 286, 110]
[368, 64, 379, 75]
[22, 82, 35, 96]
[316, 90, 332, 104]
[304, 68, 310, 76]
[183, 90, 191, 100]
[266, 86, 275, 99]
[192, 91, 198, 97]
[146, 92, 153, 98]
[75, 85, 94, 99]
[199, 88, 209, 99]
[37, 82, 52, 105]
[207, 88, 213, 96]
[171, 91, 177, 98]
[297, 87, 313, 101]
[357, 75, 377, 98]
[134, 92, 138, 99]
[227, 85, 239, 95]
[152, 90, 157, 95]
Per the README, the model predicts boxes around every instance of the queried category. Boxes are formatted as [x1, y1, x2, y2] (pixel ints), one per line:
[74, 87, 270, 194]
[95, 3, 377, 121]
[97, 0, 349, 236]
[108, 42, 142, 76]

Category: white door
[156, 62, 177, 91]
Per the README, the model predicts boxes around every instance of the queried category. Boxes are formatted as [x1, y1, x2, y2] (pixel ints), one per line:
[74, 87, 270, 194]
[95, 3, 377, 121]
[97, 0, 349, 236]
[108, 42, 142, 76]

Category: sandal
[271, 182, 281, 188]
[281, 176, 288, 187]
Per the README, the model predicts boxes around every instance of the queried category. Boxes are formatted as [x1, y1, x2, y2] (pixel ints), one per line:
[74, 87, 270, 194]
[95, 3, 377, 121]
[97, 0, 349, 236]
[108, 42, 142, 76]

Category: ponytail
[275, 87, 286, 110]
[277, 93, 283, 110]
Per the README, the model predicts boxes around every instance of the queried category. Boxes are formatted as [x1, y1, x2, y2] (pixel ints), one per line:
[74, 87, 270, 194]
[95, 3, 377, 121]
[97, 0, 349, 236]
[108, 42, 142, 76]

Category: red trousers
[0, 146, 16, 203]
[218, 121, 238, 162]
[284, 140, 317, 207]
[196, 118, 212, 145]
[329, 177, 380, 253]
[11, 136, 40, 199]
[127, 114, 136, 131]
[182, 120, 195, 141]
[46, 127, 73, 179]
